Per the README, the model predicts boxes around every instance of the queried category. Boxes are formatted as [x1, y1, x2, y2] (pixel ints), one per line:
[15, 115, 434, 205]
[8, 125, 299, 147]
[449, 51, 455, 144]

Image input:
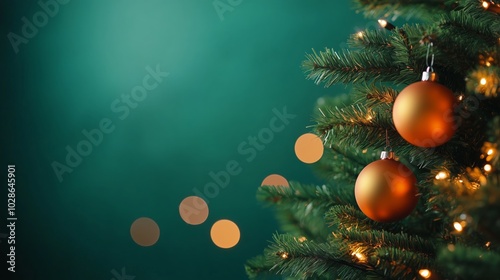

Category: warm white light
[419, 269, 431, 279]
[454, 222, 463, 232]
[355, 252, 366, 261]
[484, 164, 492, 172]
[357, 31, 364, 38]
[483, 1, 490, 9]
[351, 248, 367, 262]
[435, 171, 448, 180]
[480, 78, 487, 85]
[486, 61, 492, 67]
[378, 19, 387, 28]
[487, 148, 494, 155]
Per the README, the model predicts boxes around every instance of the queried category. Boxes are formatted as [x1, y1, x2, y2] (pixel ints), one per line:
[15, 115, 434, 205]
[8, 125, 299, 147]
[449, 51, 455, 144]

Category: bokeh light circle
[130, 217, 160, 247]
[179, 196, 209, 225]
[261, 174, 289, 187]
[294, 133, 324, 164]
[210, 219, 240, 249]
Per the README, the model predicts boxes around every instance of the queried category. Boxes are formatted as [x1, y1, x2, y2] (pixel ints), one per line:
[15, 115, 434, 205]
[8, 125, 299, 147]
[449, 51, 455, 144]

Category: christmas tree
[246, 0, 500, 279]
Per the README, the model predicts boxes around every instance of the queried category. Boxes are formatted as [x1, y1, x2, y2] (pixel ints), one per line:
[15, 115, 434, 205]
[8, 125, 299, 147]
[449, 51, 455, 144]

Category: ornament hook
[425, 41, 434, 72]
[422, 39, 438, 82]
[381, 129, 394, 159]
[385, 129, 393, 151]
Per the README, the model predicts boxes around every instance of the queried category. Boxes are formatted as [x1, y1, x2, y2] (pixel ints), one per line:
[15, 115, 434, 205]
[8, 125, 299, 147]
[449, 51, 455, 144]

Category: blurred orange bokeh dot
[130, 217, 160, 247]
[261, 174, 289, 187]
[179, 196, 209, 225]
[210, 219, 240, 249]
[294, 133, 324, 164]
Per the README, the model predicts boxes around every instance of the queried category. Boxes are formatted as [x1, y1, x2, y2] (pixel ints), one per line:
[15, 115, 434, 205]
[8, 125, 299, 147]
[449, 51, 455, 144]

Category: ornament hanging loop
[422, 40, 438, 82]
[425, 42, 434, 72]
[384, 129, 393, 151]
[381, 129, 394, 159]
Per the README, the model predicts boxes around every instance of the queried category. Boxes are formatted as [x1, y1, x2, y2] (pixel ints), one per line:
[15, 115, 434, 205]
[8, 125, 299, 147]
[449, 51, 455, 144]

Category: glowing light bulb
[480, 78, 487, 85]
[454, 222, 463, 232]
[378, 19, 387, 28]
[298, 236, 307, 243]
[483, 1, 490, 9]
[435, 171, 448, 180]
[419, 269, 432, 279]
[487, 148, 494, 155]
[280, 252, 289, 259]
[357, 31, 364, 38]
[355, 252, 366, 261]
[484, 164, 492, 172]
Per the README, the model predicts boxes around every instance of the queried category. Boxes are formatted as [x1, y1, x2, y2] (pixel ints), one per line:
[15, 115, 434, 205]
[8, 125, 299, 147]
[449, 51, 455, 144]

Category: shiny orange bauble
[392, 81, 456, 147]
[355, 158, 418, 222]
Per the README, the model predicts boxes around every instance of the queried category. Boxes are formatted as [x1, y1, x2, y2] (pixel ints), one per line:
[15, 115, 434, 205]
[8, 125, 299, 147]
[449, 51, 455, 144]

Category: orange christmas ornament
[355, 151, 418, 222]
[393, 42, 456, 147]
[393, 72, 456, 147]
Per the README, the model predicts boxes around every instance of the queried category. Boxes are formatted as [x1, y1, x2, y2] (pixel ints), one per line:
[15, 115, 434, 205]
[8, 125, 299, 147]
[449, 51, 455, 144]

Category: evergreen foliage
[247, 0, 500, 279]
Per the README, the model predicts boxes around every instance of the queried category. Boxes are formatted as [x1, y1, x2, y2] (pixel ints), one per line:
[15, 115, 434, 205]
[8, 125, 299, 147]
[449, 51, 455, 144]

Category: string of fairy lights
[483, 0, 500, 13]
[275, 2, 499, 279]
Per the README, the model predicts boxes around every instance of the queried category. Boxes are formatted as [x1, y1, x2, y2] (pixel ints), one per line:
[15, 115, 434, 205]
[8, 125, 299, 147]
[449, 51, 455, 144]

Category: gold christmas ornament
[392, 70, 456, 147]
[355, 151, 418, 222]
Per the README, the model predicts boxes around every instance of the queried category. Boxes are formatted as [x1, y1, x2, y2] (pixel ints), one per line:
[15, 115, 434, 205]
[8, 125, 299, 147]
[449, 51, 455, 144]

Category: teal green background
[1, 1, 368, 279]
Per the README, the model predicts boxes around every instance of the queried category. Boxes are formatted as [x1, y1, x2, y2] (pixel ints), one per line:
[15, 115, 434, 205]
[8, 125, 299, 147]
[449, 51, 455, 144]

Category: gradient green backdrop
[1, 1, 369, 279]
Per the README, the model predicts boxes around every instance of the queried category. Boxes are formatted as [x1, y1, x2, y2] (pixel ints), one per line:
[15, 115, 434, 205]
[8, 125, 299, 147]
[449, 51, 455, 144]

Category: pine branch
[258, 182, 355, 207]
[275, 204, 331, 242]
[246, 254, 277, 280]
[326, 205, 404, 233]
[250, 232, 439, 280]
[347, 29, 394, 54]
[332, 229, 437, 256]
[387, 25, 427, 82]
[353, 0, 457, 20]
[456, 0, 499, 44]
[313, 145, 376, 184]
[351, 83, 398, 108]
[449, 173, 500, 244]
[375, 246, 436, 279]
[303, 48, 404, 86]
[437, 244, 500, 279]
[326, 204, 445, 239]
[437, 1, 500, 66]
[258, 182, 356, 241]
[314, 102, 391, 149]
[330, 228, 440, 279]
[266, 234, 382, 280]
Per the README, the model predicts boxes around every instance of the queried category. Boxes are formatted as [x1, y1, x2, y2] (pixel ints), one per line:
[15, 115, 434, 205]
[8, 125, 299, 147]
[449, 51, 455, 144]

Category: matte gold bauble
[393, 80, 456, 147]
[355, 155, 418, 223]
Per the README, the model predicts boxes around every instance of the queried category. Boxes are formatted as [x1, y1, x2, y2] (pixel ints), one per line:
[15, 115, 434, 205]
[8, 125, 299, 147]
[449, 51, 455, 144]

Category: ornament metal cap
[422, 67, 438, 82]
[380, 151, 395, 160]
